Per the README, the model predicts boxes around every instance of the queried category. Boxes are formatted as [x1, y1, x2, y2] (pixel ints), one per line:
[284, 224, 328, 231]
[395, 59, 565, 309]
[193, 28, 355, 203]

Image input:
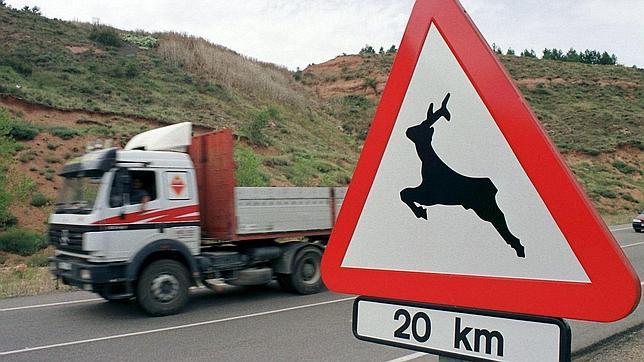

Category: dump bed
[188, 129, 345, 241]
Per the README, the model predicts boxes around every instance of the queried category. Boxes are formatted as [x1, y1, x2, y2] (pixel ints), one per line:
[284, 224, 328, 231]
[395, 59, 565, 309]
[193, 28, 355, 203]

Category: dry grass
[158, 32, 306, 107]
[0, 266, 74, 298]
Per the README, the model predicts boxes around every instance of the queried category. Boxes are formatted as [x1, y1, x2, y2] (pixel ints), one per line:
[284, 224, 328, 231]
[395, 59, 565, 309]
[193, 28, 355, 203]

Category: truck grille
[48, 224, 88, 255]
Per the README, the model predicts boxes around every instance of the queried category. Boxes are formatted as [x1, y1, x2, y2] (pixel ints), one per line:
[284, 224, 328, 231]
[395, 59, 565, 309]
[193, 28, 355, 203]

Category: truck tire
[136, 260, 190, 316]
[281, 246, 323, 294]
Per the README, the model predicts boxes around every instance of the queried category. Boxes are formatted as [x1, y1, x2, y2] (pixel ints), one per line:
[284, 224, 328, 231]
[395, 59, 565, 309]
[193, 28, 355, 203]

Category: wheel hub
[150, 273, 180, 303]
[300, 257, 320, 284]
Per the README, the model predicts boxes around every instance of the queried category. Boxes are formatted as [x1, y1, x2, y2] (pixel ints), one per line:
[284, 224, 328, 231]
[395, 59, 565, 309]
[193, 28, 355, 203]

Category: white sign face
[340, 24, 589, 283]
[354, 298, 569, 362]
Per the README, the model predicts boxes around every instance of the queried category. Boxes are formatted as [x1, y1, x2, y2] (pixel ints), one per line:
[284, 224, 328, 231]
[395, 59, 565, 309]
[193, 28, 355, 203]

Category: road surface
[0, 225, 641, 361]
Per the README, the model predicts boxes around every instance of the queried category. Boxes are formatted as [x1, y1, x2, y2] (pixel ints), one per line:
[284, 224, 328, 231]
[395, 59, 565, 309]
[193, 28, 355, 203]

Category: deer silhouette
[399, 93, 525, 258]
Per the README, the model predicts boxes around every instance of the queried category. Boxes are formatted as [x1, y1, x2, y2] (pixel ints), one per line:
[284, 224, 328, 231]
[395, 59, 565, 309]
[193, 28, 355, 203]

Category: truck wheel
[287, 247, 323, 294]
[136, 260, 190, 316]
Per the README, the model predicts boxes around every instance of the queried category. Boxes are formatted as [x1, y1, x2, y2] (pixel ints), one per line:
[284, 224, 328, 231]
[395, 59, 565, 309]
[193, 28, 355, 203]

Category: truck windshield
[55, 175, 102, 214]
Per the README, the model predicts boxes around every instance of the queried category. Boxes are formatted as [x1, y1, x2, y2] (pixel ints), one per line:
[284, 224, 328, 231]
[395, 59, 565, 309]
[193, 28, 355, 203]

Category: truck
[48, 123, 346, 316]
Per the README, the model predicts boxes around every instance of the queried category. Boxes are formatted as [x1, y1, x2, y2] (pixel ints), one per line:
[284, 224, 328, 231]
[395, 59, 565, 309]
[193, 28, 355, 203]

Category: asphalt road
[0, 225, 641, 361]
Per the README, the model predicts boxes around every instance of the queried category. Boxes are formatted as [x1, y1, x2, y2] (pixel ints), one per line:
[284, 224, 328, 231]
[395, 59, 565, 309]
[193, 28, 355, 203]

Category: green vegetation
[326, 95, 375, 139]
[89, 25, 121, 47]
[234, 145, 268, 187]
[30, 192, 50, 207]
[0, 6, 357, 190]
[501, 55, 643, 153]
[0, 228, 47, 256]
[241, 107, 279, 147]
[0, 109, 39, 140]
[48, 126, 78, 140]
[122, 33, 159, 48]
[26, 252, 49, 267]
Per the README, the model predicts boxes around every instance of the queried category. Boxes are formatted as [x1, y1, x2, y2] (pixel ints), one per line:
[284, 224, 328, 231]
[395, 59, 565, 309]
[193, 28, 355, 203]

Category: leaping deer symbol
[399, 93, 526, 258]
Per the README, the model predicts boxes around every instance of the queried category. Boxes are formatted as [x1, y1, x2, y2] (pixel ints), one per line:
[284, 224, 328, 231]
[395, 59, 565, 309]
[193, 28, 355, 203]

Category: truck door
[104, 168, 164, 260]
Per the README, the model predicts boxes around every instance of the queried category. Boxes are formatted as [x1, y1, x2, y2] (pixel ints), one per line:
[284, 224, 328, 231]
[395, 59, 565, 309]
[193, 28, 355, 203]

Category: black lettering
[394, 309, 411, 340]
[453, 317, 472, 351]
[474, 328, 504, 357]
[411, 312, 431, 343]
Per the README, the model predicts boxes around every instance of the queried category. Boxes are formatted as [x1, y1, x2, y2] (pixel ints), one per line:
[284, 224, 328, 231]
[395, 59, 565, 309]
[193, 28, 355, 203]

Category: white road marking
[387, 352, 428, 362]
[0, 298, 102, 312]
[622, 241, 644, 249]
[610, 226, 633, 232]
[0, 296, 356, 356]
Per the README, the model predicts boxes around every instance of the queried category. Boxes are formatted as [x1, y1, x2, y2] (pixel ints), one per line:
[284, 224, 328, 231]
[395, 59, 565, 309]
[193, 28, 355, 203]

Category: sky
[5, 0, 644, 70]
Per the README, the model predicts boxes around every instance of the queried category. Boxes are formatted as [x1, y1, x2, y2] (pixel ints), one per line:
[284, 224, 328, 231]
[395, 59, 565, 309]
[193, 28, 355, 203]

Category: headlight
[80, 269, 91, 280]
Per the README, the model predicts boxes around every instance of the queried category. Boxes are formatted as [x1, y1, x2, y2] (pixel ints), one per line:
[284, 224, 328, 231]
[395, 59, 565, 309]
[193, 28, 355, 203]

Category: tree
[520, 49, 536, 58]
[492, 43, 502, 54]
[599, 51, 617, 65]
[580, 49, 601, 64]
[542, 48, 563, 60]
[359, 44, 375, 56]
[0, 1, 6, 7]
[386, 45, 397, 54]
[563, 48, 580, 62]
[378, 46, 385, 55]
[31, 6, 41, 15]
[506, 47, 515, 56]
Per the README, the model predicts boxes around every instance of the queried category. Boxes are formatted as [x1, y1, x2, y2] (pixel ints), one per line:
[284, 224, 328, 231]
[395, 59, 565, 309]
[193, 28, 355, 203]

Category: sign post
[321, 0, 640, 360]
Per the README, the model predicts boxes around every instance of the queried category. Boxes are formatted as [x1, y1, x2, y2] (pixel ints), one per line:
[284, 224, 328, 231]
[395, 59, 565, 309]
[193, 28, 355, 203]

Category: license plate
[58, 262, 72, 271]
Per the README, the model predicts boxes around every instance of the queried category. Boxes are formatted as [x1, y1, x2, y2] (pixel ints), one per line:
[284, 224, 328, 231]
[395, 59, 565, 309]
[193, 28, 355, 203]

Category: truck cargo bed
[235, 187, 345, 235]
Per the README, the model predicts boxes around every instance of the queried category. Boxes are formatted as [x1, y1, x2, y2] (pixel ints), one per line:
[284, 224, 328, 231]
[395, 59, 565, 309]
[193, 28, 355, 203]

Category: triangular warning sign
[321, 0, 640, 322]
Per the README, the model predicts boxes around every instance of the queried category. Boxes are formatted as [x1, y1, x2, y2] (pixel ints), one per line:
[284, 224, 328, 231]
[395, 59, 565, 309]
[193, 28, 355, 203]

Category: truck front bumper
[49, 256, 129, 293]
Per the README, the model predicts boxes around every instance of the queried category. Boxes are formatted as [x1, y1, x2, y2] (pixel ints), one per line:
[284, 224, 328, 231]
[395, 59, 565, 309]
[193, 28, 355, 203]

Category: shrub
[612, 161, 636, 174]
[234, 146, 268, 187]
[0, 229, 47, 256]
[622, 194, 637, 203]
[89, 26, 122, 47]
[0, 110, 39, 140]
[27, 253, 49, 267]
[364, 77, 378, 94]
[597, 189, 617, 199]
[110, 60, 138, 78]
[0, 254, 7, 265]
[30, 193, 50, 207]
[18, 150, 36, 163]
[121, 33, 159, 48]
[49, 127, 78, 140]
[241, 108, 277, 147]
[44, 155, 60, 164]
[47, 142, 58, 150]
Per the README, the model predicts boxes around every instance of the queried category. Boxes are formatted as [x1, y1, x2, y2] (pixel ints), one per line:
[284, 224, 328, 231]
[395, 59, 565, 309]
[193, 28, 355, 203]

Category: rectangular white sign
[353, 298, 570, 361]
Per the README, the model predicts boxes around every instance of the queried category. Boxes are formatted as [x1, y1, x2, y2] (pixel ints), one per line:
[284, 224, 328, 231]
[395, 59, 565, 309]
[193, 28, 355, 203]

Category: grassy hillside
[0, 6, 358, 189]
[302, 53, 643, 222]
